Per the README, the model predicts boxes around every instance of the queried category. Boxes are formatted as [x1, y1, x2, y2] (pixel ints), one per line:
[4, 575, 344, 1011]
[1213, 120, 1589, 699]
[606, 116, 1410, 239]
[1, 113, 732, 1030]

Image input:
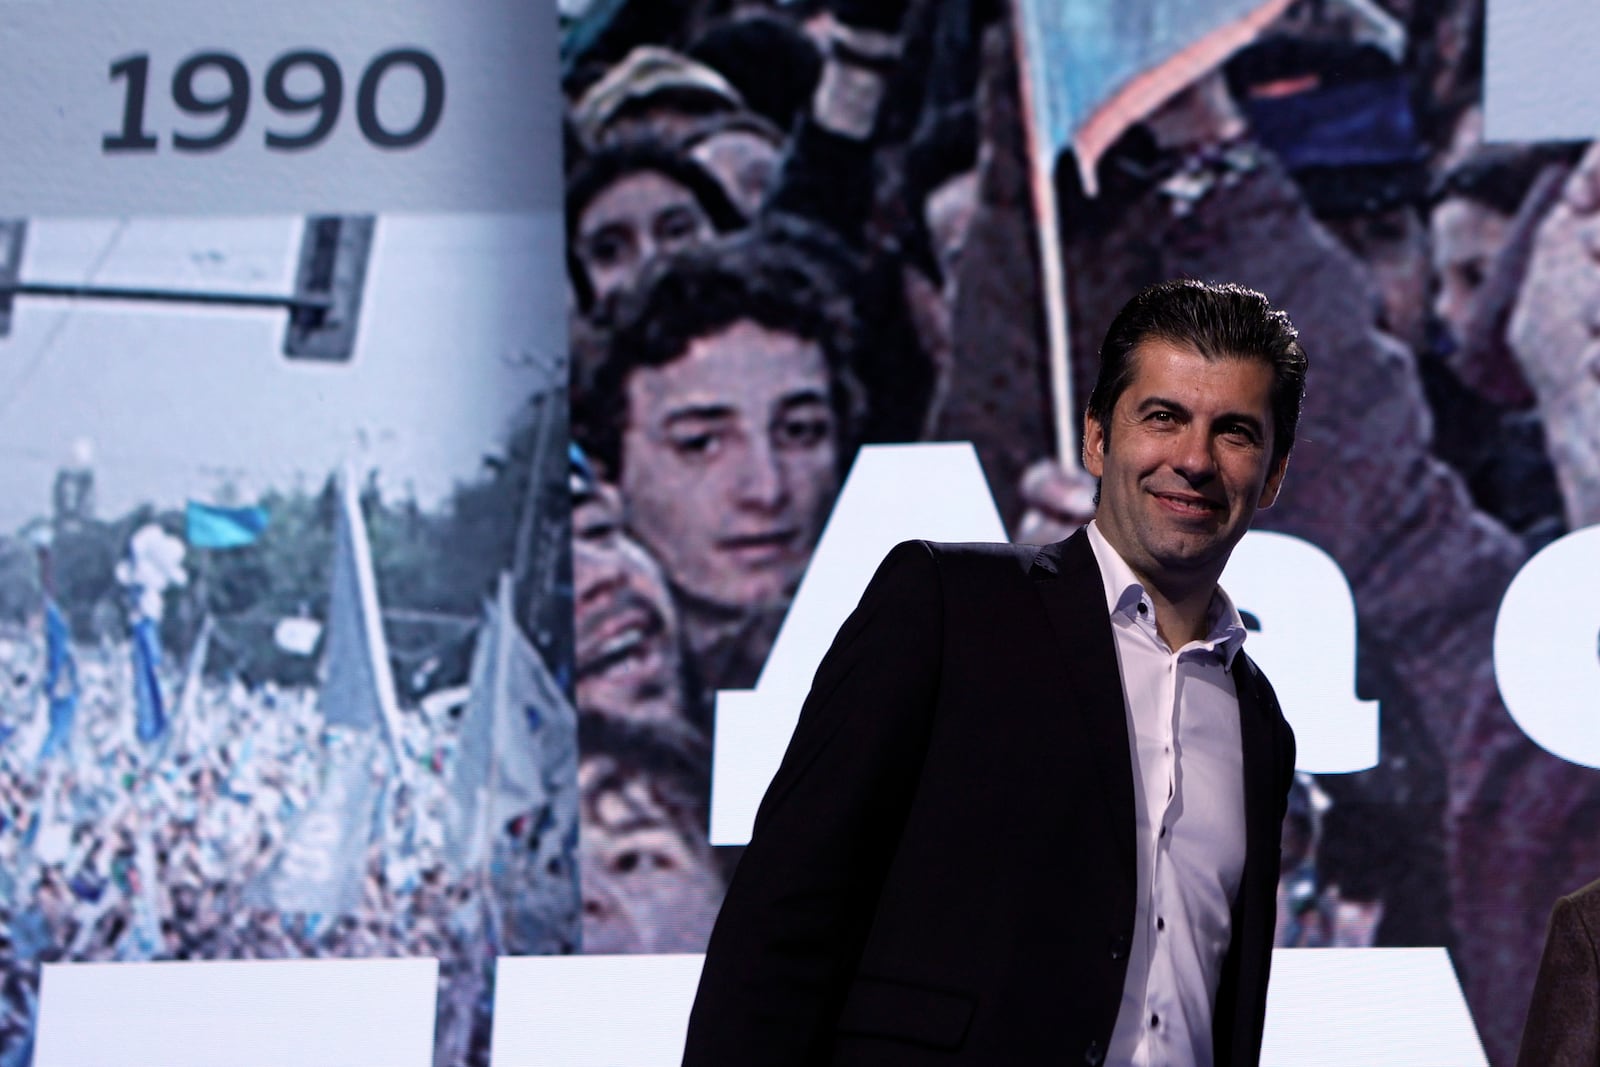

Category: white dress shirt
[1086, 521, 1248, 1067]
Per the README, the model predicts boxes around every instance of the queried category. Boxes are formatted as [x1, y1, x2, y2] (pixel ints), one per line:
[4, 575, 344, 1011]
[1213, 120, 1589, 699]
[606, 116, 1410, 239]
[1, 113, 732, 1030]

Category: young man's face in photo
[576, 170, 716, 305]
[573, 482, 687, 725]
[619, 319, 840, 611]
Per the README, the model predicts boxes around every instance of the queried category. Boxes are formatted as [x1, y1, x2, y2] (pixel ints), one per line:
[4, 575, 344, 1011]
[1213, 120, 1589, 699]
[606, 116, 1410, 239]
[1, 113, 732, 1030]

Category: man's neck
[675, 592, 787, 692]
[1137, 577, 1218, 650]
[1088, 521, 1223, 648]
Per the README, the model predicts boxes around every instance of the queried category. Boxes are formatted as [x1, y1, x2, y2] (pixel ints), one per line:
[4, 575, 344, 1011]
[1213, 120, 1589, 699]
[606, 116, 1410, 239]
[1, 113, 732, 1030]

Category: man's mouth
[717, 529, 799, 565]
[1152, 491, 1223, 517]
[578, 602, 666, 682]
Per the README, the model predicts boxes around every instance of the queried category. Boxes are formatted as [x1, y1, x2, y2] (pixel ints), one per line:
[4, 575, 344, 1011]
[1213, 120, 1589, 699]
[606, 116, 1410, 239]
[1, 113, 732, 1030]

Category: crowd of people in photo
[0, 573, 570, 1066]
[562, 0, 1600, 1060]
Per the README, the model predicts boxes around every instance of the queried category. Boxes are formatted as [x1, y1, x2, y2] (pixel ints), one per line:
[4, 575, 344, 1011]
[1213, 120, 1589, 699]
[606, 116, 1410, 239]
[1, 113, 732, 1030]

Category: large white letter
[1225, 531, 1379, 773]
[1494, 522, 1600, 768]
[708, 443, 1007, 845]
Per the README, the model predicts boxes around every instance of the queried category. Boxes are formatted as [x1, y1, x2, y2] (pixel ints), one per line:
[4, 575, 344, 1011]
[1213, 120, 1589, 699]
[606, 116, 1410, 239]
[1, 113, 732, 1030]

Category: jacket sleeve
[1515, 890, 1600, 1067]
[681, 540, 945, 1065]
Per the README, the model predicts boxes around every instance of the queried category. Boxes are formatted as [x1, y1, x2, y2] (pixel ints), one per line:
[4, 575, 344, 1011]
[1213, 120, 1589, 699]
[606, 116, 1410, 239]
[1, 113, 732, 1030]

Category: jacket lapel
[1231, 651, 1278, 913]
[1231, 654, 1275, 878]
[1030, 530, 1136, 886]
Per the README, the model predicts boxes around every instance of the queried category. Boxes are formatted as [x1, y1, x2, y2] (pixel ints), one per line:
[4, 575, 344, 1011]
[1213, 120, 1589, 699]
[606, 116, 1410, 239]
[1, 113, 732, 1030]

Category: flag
[164, 615, 213, 760]
[241, 468, 402, 916]
[444, 573, 580, 951]
[184, 501, 269, 549]
[319, 468, 405, 767]
[244, 729, 387, 917]
[1015, 0, 1292, 193]
[117, 814, 166, 960]
[130, 615, 166, 744]
[36, 598, 79, 761]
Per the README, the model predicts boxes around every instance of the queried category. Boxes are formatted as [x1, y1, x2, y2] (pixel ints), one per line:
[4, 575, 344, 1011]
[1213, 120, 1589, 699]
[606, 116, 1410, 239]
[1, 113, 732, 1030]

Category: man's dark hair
[1086, 279, 1308, 466]
[566, 138, 748, 311]
[1430, 144, 1579, 218]
[686, 14, 822, 132]
[578, 710, 713, 844]
[576, 232, 865, 476]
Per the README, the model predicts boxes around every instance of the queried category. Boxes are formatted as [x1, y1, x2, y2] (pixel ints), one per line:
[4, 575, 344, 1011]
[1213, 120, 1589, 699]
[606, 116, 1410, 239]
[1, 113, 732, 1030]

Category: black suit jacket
[683, 532, 1297, 1066]
[1516, 876, 1600, 1067]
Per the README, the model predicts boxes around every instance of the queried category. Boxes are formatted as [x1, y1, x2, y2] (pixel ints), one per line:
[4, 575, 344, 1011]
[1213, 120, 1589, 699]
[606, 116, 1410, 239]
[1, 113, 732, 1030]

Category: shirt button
[1151, 1013, 1160, 1028]
[1137, 602, 1147, 614]
[1159, 825, 1167, 838]
[1157, 917, 1165, 931]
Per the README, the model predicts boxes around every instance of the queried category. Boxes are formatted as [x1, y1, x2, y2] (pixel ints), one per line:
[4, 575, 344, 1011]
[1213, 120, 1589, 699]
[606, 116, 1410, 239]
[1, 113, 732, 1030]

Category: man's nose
[574, 543, 628, 604]
[732, 438, 789, 510]
[1171, 428, 1218, 482]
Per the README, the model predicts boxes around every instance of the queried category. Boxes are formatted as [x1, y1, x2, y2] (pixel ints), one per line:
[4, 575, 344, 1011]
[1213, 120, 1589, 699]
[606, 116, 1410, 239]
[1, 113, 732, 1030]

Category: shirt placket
[1142, 647, 1180, 1058]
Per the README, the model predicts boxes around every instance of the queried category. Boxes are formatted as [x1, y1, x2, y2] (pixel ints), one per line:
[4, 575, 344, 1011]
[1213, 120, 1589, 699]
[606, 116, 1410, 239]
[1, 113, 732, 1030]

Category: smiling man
[572, 452, 689, 729]
[683, 279, 1304, 1067]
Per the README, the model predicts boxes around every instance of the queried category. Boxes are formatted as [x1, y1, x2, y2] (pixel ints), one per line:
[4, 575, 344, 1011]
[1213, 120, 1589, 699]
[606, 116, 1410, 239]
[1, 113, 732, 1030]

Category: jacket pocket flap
[836, 975, 975, 1049]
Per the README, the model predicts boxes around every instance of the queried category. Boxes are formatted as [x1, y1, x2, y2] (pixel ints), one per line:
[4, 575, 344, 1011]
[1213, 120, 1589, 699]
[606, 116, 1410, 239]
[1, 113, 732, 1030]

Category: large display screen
[3, 1, 1598, 1064]
[560, 0, 1600, 1063]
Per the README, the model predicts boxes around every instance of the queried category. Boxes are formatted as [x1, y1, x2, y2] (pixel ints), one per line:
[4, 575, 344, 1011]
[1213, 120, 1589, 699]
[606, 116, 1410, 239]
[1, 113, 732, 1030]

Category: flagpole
[1009, 0, 1078, 471]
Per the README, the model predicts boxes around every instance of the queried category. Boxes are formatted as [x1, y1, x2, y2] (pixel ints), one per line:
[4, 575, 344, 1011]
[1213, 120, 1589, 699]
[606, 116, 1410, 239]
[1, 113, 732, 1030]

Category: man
[682, 280, 1302, 1066]
[577, 711, 725, 954]
[577, 235, 863, 693]
[1516, 876, 1600, 1067]
[572, 449, 693, 730]
[566, 140, 745, 313]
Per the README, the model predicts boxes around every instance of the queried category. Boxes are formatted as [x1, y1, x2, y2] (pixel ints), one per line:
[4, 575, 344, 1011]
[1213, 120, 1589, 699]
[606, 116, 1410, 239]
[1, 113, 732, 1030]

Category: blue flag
[36, 599, 79, 761]
[1016, 0, 1291, 191]
[185, 501, 268, 549]
[131, 615, 166, 743]
[244, 729, 387, 917]
[446, 573, 580, 953]
[319, 469, 404, 765]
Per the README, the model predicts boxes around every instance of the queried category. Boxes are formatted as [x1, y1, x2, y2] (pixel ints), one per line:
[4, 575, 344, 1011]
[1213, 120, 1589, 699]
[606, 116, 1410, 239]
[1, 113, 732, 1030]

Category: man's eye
[577, 518, 619, 543]
[585, 231, 631, 268]
[668, 431, 722, 458]
[774, 414, 832, 450]
[655, 207, 702, 247]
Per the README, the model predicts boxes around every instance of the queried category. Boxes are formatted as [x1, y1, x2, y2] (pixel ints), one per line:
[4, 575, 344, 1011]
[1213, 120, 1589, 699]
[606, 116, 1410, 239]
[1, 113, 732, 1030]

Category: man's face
[1323, 207, 1430, 351]
[925, 168, 979, 295]
[1084, 340, 1286, 596]
[1431, 195, 1511, 351]
[577, 757, 724, 954]
[576, 170, 715, 305]
[573, 483, 686, 724]
[620, 319, 840, 610]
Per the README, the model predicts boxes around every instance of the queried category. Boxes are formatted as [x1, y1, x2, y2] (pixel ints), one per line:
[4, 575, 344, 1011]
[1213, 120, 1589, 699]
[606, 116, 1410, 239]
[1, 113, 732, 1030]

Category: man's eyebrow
[579, 220, 629, 244]
[775, 387, 830, 408]
[661, 403, 736, 426]
[1135, 395, 1190, 415]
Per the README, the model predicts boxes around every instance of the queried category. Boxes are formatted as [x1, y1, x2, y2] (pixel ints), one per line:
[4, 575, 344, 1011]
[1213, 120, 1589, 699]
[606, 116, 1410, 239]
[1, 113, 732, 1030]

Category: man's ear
[1082, 411, 1107, 478]
[1258, 452, 1289, 509]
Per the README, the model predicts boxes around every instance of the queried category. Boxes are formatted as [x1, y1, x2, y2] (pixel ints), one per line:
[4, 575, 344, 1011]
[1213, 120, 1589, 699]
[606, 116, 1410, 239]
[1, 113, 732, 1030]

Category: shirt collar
[1083, 520, 1248, 667]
